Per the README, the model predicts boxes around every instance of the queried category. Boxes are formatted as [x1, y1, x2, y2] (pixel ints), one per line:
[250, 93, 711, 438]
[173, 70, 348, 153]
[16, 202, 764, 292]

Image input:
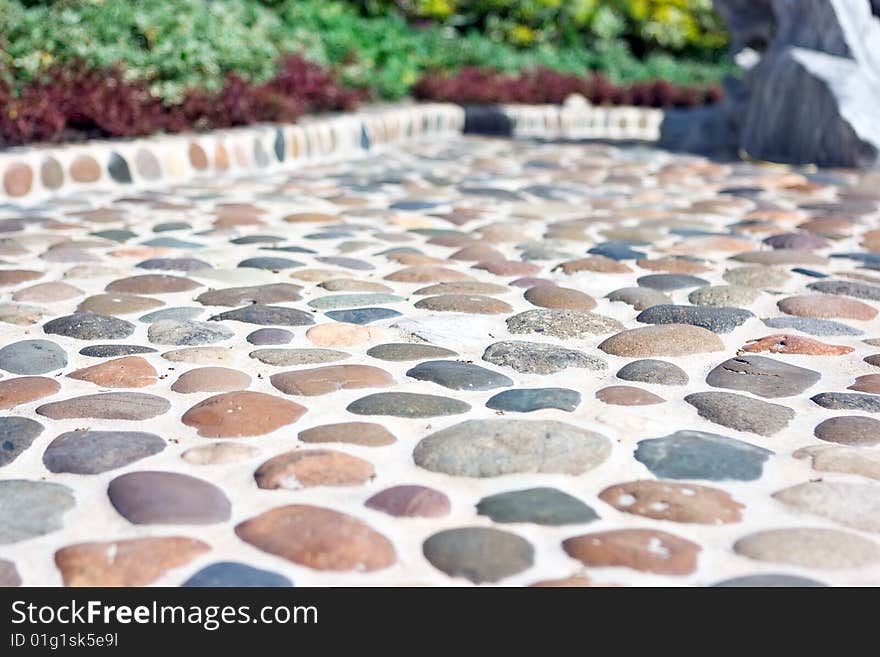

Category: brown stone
[814, 416, 880, 446]
[599, 324, 724, 357]
[306, 323, 382, 347]
[414, 294, 513, 314]
[849, 374, 880, 394]
[739, 334, 854, 356]
[235, 504, 396, 572]
[68, 356, 157, 388]
[449, 245, 505, 261]
[271, 365, 394, 396]
[106, 275, 200, 294]
[384, 266, 475, 283]
[283, 212, 339, 223]
[181, 391, 307, 438]
[524, 285, 596, 311]
[0, 376, 60, 409]
[554, 256, 632, 274]
[76, 293, 164, 315]
[636, 258, 711, 274]
[12, 282, 81, 303]
[472, 259, 540, 276]
[563, 529, 700, 575]
[777, 294, 877, 320]
[0, 270, 42, 287]
[171, 367, 251, 394]
[40, 158, 64, 189]
[254, 449, 375, 489]
[55, 537, 210, 586]
[3, 163, 33, 197]
[188, 142, 208, 170]
[69, 155, 101, 183]
[595, 385, 665, 406]
[365, 485, 450, 518]
[599, 480, 743, 524]
[298, 422, 396, 447]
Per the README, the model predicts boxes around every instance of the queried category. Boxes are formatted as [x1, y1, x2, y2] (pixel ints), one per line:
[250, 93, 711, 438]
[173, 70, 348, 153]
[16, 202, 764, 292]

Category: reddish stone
[472, 259, 540, 276]
[563, 529, 700, 575]
[365, 485, 450, 518]
[596, 386, 665, 406]
[298, 422, 396, 447]
[188, 143, 208, 170]
[0, 376, 60, 410]
[849, 374, 880, 394]
[739, 334, 854, 356]
[271, 364, 394, 396]
[68, 356, 157, 388]
[254, 449, 375, 489]
[599, 480, 743, 524]
[3, 163, 33, 197]
[777, 294, 877, 320]
[182, 391, 307, 438]
[69, 155, 101, 183]
[171, 367, 251, 393]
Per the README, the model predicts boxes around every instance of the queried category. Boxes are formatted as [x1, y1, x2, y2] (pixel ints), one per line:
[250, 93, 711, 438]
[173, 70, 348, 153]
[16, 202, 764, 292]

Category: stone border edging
[1, 100, 664, 204]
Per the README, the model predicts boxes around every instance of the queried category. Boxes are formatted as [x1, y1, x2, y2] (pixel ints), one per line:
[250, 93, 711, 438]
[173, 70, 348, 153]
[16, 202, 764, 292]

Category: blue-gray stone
[0, 480, 75, 544]
[347, 392, 471, 418]
[308, 293, 405, 310]
[209, 305, 314, 326]
[139, 307, 203, 323]
[153, 222, 190, 233]
[237, 257, 304, 270]
[315, 256, 374, 270]
[80, 344, 157, 358]
[636, 274, 710, 291]
[763, 316, 863, 336]
[43, 430, 165, 474]
[635, 429, 772, 481]
[617, 359, 688, 385]
[326, 308, 402, 324]
[812, 392, 880, 413]
[636, 304, 754, 333]
[485, 388, 580, 413]
[0, 417, 43, 467]
[246, 328, 293, 345]
[588, 242, 647, 260]
[137, 258, 211, 271]
[184, 562, 292, 587]
[712, 574, 826, 587]
[107, 152, 132, 183]
[141, 237, 204, 249]
[44, 313, 135, 340]
[476, 487, 599, 525]
[91, 229, 136, 243]
[148, 320, 234, 346]
[0, 339, 66, 374]
[230, 235, 284, 245]
[807, 279, 880, 301]
[407, 360, 513, 391]
[792, 268, 828, 278]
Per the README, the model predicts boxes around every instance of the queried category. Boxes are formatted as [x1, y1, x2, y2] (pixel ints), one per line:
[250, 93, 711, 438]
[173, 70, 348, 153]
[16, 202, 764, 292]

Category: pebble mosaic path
[2, 135, 880, 587]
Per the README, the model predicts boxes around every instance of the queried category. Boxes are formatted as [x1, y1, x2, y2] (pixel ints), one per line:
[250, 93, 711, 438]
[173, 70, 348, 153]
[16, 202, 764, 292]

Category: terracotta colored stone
[596, 385, 665, 406]
[365, 485, 450, 518]
[598, 324, 723, 357]
[12, 282, 81, 303]
[563, 529, 700, 575]
[472, 259, 540, 276]
[449, 245, 505, 261]
[414, 294, 513, 314]
[188, 142, 208, 170]
[171, 367, 251, 393]
[298, 422, 396, 446]
[55, 537, 210, 586]
[182, 391, 307, 438]
[254, 449, 375, 489]
[69, 155, 101, 183]
[77, 293, 164, 315]
[0, 270, 42, 287]
[739, 334, 854, 356]
[235, 504, 396, 572]
[849, 374, 880, 394]
[306, 323, 382, 347]
[554, 256, 632, 274]
[213, 143, 229, 171]
[0, 376, 60, 409]
[68, 356, 157, 388]
[599, 480, 743, 524]
[777, 294, 877, 320]
[3, 163, 33, 197]
[384, 266, 475, 283]
[271, 364, 393, 396]
[283, 212, 339, 223]
[106, 275, 199, 294]
[524, 285, 597, 311]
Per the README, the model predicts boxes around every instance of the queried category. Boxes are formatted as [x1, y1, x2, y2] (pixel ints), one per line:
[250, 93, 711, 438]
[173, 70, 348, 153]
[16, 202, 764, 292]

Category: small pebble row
[2, 136, 880, 587]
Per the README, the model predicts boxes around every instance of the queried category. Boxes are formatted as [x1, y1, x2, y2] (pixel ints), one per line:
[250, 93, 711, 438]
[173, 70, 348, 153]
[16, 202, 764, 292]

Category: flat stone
[171, 367, 251, 393]
[688, 285, 761, 307]
[108, 471, 230, 524]
[106, 274, 199, 294]
[795, 445, 880, 481]
[68, 356, 157, 388]
[635, 429, 772, 481]
[80, 344, 156, 358]
[778, 294, 877, 320]
[325, 307, 402, 324]
[270, 365, 394, 396]
[0, 303, 44, 326]
[599, 324, 724, 357]
[299, 422, 396, 447]
[365, 485, 450, 518]
[685, 391, 795, 436]
[196, 283, 302, 306]
[563, 529, 700, 575]
[0, 480, 75, 544]
[414, 295, 512, 314]
[808, 279, 880, 301]
[55, 537, 210, 586]
[596, 386, 665, 406]
[181, 442, 260, 465]
[414, 281, 508, 296]
[238, 256, 304, 271]
[209, 305, 314, 326]
[147, 320, 234, 346]
[734, 528, 880, 569]
[507, 309, 623, 339]
[555, 256, 632, 274]
[814, 416, 880, 446]
[636, 304, 754, 333]
[43, 430, 165, 474]
[774, 481, 880, 533]
[523, 286, 596, 311]
[235, 504, 396, 572]
[321, 279, 392, 292]
[713, 574, 826, 587]
[77, 293, 163, 315]
[406, 360, 512, 391]
[740, 334, 853, 355]
[250, 348, 348, 366]
[850, 374, 880, 393]
[723, 265, 791, 288]
[385, 266, 474, 283]
[763, 316, 863, 336]
[306, 322, 381, 346]
[812, 392, 880, 412]
[254, 449, 374, 489]
[0, 417, 43, 466]
[477, 488, 598, 525]
[486, 388, 580, 413]
[423, 528, 533, 584]
[0, 270, 41, 287]
[482, 340, 605, 375]
[138, 258, 211, 272]
[308, 293, 404, 309]
[182, 391, 307, 437]
[44, 313, 135, 340]
[139, 307, 203, 323]
[414, 419, 610, 477]
[366, 343, 458, 361]
[616, 359, 688, 385]
[706, 355, 821, 398]
[637, 274, 710, 291]
[183, 562, 292, 587]
[599, 480, 743, 524]
[13, 282, 82, 303]
[347, 392, 470, 418]
[247, 328, 293, 345]
[37, 392, 170, 420]
[730, 250, 827, 265]
[0, 340, 66, 375]
[0, 377, 60, 410]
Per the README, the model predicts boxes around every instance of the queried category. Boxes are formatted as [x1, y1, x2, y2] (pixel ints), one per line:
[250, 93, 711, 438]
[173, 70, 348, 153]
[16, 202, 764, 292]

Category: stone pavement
[2, 135, 880, 587]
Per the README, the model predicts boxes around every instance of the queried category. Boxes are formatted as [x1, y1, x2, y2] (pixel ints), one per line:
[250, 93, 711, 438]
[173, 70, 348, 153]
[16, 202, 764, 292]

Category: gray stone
[685, 391, 795, 436]
[196, 283, 302, 307]
[485, 388, 581, 413]
[616, 359, 688, 386]
[0, 417, 43, 467]
[148, 320, 234, 346]
[477, 488, 598, 525]
[811, 392, 880, 412]
[422, 527, 534, 583]
[37, 392, 170, 421]
[723, 265, 790, 289]
[249, 348, 348, 366]
[246, 328, 293, 345]
[0, 339, 66, 375]
[706, 355, 821, 398]
[0, 480, 75, 544]
[636, 305, 754, 333]
[406, 360, 513, 391]
[734, 528, 880, 569]
[43, 430, 165, 474]
[636, 274, 710, 291]
[482, 341, 605, 375]
[44, 313, 135, 340]
[414, 419, 610, 477]
[367, 343, 458, 361]
[108, 471, 230, 525]
[712, 574, 826, 587]
[209, 304, 314, 326]
[606, 287, 671, 310]
[773, 481, 880, 533]
[814, 416, 880, 446]
[635, 429, 772, 481]
[808, 279, 880, 301]
[763, 316, 863, 336]
[139, 307, 203, 323]
[347, 392, 470, 418]
[308, 293, 404, 309]
[688, 285, 761, 307]
[506, 309, 623, 339]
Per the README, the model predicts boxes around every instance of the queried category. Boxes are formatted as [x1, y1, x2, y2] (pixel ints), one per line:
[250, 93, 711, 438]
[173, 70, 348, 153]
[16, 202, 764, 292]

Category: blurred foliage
[0, 0, 733, 102]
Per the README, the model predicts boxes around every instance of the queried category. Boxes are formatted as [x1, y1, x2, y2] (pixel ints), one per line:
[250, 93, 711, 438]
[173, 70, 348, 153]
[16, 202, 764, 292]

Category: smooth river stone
[739, 334, 853, 355]
[811, 392, 880, 413]
[270, 365, 394, 396]
[477, 488, 598, 525]
[616, 359, 688, 385]
[139, 307, 203, 323]
[105, 274, 199, 294]
[414, 419, 610, 477]
[171, 367, 251, 393]
[37, 392, 170, 420]
[850, 374, 880, 393]
[246, 328, 293, 345]
[777, 294, 877, 320]
[250, 348, 348, 366]
[43, 430, 165, 474]
[406, 360, 512, 391]
[606, 287, 671, 310]
[599, 324, 724, 357]
[108, 471, 230, 524]
[414, 294, 512, 314]
[596, 385, 665, 406]
[306, 322, 382, 347]
[366, 343, 458, 362]
[195, 283, 302, 306]
[734, 528, 880, 569]
[423, 528, 534, 584]
[13, 281, 82, 303]
[148, 320, 234, 346]
[365, 485, 450, 518]
[563, 529, 700, 575]
[723, 265, 790, 288]
[80, 344, 157, 358]
[55, 537, 210, 586]
[706, 355, 820, 398]
[0, 480, 75, 544]
[807, 279, 880, 301]
[523, 286, 596, 311]
[299, 422, 396, 447]
[209, 305, 314, 326]
[0, 377, 60, 410]
[599, 480, 743, 524]
[77, 293, 163, 315]
[309, 293, 404, 309]
[486, 388, 581, 413]
[762, 316, 863, 336]
[254, 449, 374, 489]
[635, 430, 772, 481]
[0, 417, 43, 466]
[795, 445, 880, 481]
[183, 562, 291, 588]
[636, 274, 709, 291]
[685, 391, 795, 436]
[68, 356, 157, 388]
[773, 481, 880, 533]
[347, 392, 470, 418]
[44, 313, 135, 340]
[688, 285, 761, 307]
[414, 281, 508, 296]
[482, 340, 605, 375]
[235, 505, 396, 572]
[635, 305, 754, 333]
[506, 309, 623, 339]
[814, 416, 880, 446]
[325, 308, 401, 324]
[0, 339, 66, 375]
[182, 391, 307, 437]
